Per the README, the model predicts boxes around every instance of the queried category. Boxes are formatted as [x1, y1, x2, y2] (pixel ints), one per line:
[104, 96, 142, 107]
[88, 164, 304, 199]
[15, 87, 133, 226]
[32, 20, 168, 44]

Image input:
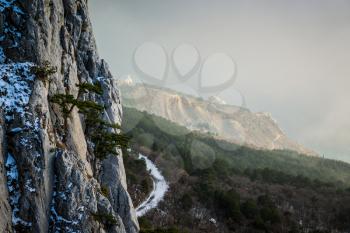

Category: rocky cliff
[120, 82, 315, 156]
[0, 0, 138, 232]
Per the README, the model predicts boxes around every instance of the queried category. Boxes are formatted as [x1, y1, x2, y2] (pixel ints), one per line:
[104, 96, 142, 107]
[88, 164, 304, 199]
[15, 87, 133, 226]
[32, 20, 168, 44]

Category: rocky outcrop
[0, 0, 138, 232]
[51, 151, 127, 233]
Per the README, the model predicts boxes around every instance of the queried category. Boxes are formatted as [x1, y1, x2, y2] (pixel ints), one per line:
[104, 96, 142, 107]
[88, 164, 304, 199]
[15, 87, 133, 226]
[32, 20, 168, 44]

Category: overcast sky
[89, 0, 350, 163]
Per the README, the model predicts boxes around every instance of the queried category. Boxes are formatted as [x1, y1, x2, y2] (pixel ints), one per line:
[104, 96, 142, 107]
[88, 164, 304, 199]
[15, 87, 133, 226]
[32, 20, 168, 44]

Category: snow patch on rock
[50, 173, 82, 233]
[0, 0, 23, 15]
[0, 0, 15, 12]
[0, 48, 5, 63]
[0, 62, 35, 121]
[5, 153, 32, 227]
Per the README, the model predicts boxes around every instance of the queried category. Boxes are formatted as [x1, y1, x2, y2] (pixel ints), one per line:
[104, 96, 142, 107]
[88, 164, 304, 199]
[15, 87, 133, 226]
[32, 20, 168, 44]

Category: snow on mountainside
[119, 82, 316, 156]
[136, 154, 168, 217]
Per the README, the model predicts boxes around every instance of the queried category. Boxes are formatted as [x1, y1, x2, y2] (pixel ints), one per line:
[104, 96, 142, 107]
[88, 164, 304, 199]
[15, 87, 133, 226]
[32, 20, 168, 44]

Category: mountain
[0, 1, 137, 233]
[119, 81, 316, 156]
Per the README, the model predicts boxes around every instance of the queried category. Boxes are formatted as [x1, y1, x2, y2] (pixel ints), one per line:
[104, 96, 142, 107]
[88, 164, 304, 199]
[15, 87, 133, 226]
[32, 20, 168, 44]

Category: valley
[123, 107, 350, 233]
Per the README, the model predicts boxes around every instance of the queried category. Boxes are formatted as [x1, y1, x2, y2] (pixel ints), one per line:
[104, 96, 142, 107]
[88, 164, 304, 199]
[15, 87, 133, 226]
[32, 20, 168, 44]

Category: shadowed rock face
[0, 110, 12, 232]
[0, 1, 138, 232]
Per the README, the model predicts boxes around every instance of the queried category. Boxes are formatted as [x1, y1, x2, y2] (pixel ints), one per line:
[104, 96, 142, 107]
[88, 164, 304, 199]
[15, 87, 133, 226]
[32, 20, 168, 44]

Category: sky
[89, 0, 350, 163]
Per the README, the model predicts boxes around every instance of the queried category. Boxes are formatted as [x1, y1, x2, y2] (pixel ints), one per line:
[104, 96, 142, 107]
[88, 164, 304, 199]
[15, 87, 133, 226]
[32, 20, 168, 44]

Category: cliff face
[0, 1, 138, 233]
[120, 83, 316, 156]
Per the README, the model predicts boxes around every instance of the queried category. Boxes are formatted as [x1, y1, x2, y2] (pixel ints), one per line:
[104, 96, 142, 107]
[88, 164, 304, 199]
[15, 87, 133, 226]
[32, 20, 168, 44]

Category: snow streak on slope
[136, 154, 169, 217]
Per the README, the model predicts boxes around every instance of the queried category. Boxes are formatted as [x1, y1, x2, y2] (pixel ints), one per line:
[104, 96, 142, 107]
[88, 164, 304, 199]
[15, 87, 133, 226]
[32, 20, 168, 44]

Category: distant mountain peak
[120, 82, 317, 156]
[119, 75, 135, 86]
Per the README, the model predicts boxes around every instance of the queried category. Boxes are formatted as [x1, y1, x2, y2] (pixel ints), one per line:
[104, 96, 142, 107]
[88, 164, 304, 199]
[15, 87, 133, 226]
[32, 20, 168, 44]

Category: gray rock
[101, 155, 139, 233]
[0, 0, 138, 232]
[0, 111, 12, 233]
[51, 151, 126, 233]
